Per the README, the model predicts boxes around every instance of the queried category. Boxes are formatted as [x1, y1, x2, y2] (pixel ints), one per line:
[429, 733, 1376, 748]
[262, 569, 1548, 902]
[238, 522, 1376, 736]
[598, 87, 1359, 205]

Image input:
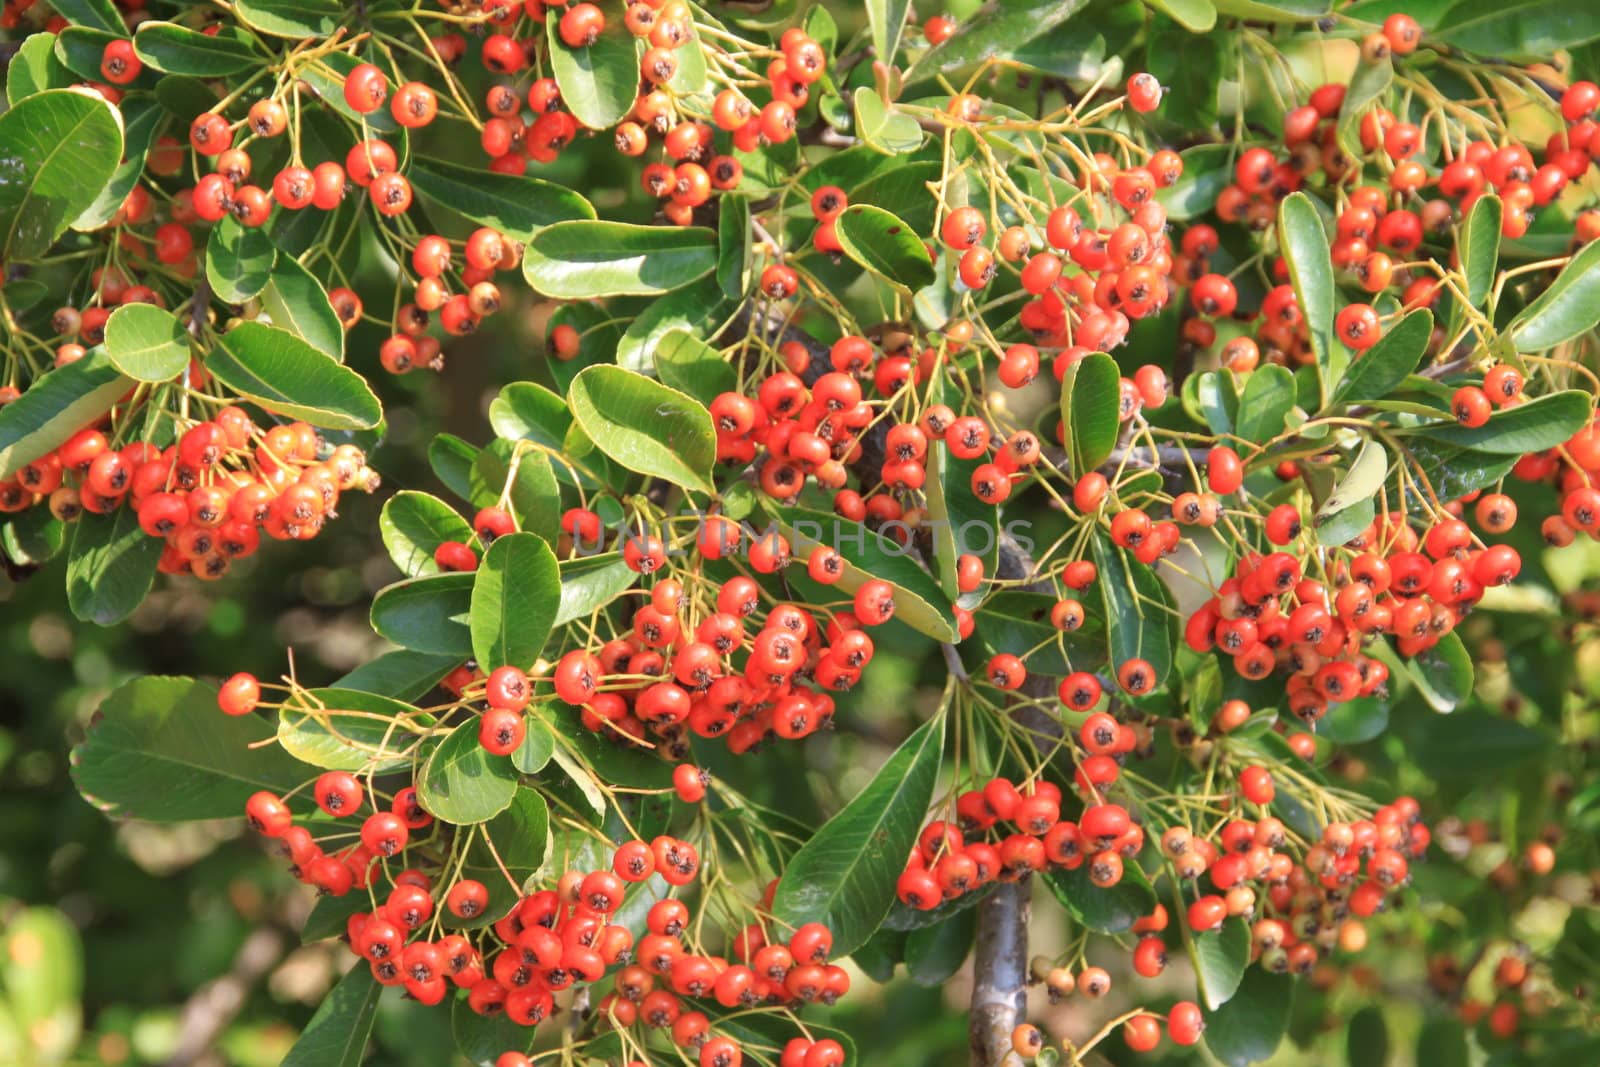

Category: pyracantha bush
[6, 0, 1600, 1064]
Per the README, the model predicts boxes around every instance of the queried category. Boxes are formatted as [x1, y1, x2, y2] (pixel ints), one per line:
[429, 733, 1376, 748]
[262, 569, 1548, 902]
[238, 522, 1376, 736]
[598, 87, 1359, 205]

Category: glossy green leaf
[380, 490, 474, 578]
[419, 719, 518, 824]
[925, 402, 1000, 600]
[1044, 863, 1157, 934]
[52, 27, 124, 82]
[834, 204, 936, 292]
[210, 322, 383, 430]
[1157, 144, 1232, 221]
[451, 998, 532, 1067]
[489, 381, 570, 446]
[49, 0, 124, 33]
[1433, 0, 1600, 61]
[556, 554, 636, 625]
[1234, 365, 1295, 444]
[7, 33, 73, 104]
[1402, 629, 1474, 712]
[430, 433, 479, 503]
[655, 330, 735, 405]
[1509, 238, 1600, 352]
[771, 693, 947, 956]
[465, 786, 550, 888]
[717, 194, 750, 299]
[1211, 0, 1329, 18]
[867, 0, 913, 66]
[523, 221, 717, 298]
[1204, 967, 1293, 1066]
[206, 216, 275, 304]
[1331, 308, 1432, 405]
[1347, 1006, 1389, 1067]
[1336, 54, 1393, 160]
[781, 507, 958, 642]
[334, 650, 460, 703]
[0, 350, 131, 479]
[567, 365, 716, 494]
[1144, 0, 1218, 32]
[1059, 352, 1122, 476]
[614, 277, 738, 376]
[470, 533, 560, 672]
[1410, 390, 1592, 454]
[72, 95, 160, 233]
[1315, 438, 1388, 534]
[905, 906, 977, 987]
[1460, 194, 1502, 309]
[904, 0, 1089, 80]
[1193, 918, 1251, 1010]
[409, 156, 595, 244]
[278, 688, 420, 773]
[234, 0, 342, 38]
[102, 304, 190, 383]
[470, 441, 561, 546]
[66, 505, 162, 626]
[133, 21, 259, 75]
[1, 509, 64, 567]
[1092, 533, 1177, 688]
[545, 1, 638, 131]
[281, 966, 379, 1067]
[854, 88, 924, 155]
[0, 88, 124, 262]
[261, 254, 344, 361]
[1317, 696, 1388, 744]
[71, 676, 308, 822]
[1278, 192, 1338, 405]
[370, 572, 475, 656]
[1398, 439, 1517, 503]
[294, 50, 396, 132]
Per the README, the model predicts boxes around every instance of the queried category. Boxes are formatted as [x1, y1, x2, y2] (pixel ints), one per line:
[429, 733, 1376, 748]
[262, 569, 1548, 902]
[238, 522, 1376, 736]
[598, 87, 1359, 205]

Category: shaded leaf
[66, 505, 162, 626]
[370, 572, 475, 656]
[1204, 967, 1293, 1066]
[419, 719, 518, 824]
[1331, 309, 1431, 405]
[1059, 352, 1122, 476]
[380, 490, 474, 578]
[471, 532, 560, 671]
[1460, 194, 1502, 309]
[1044, 863, 1157, 934]
[409, 156, 595, 244]
[281, 966, 379, 1067]
[210, 322, 383, 430]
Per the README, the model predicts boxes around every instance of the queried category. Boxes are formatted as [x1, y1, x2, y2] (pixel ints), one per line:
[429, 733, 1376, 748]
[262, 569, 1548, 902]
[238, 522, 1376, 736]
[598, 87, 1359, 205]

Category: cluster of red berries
[0, 409, 374, 578]
[240, 767, 846, 1067]
[379, 225, 525, 374]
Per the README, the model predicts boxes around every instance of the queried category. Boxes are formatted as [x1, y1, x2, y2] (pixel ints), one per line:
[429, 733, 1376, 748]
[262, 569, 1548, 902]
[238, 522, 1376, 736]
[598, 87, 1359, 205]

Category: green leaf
[867, 0, 913, 66]
[154, 74, 217, 120]
[545, 1, 638, 131]
[66, 505, 163, 626]
[1092, 533, 1177, 688]
[490, 381, 570, 446]
[409, 156, 595, 244]
[210, 321, 383, 430]
[1157, 144, 1232, 221]
[470, 532, 560, 672]
[1460, 195, 1502, 309]
[556, 553, 636, 625]
[334, 650, 460, 703]
[1401, 629, 1474, 712]
[102, 304, 190, 383]
[294, 50, 396, 132]
[234, 0, 343, 38]
[1234, 365, 1295, 444]
[1044, 863, 1157, 934]
[50, 0, 124, 33]
[1397, 440, 1516, 504]
[1347, 1006, 1389, 1067]
[261, 254, 345, 361]
[904, 906, 977, 986]
[468, 787, 550, 885]
[613, 277, 738, 375]
[834, 204, 935, 292]
[717, 194, 750, 299]
[1278, 192, 1338, 406]
[53, 27, 125, 83]
[451, 998, 531, 1067]
[1144, 0, 1218, 32]
[133, 21, 259, 75]
[1317, 696, 1388, 744]
[1193, 918, 1251, 1010]
[281, 966, 379, 1067]
[1331, 308, 1432, 405]
[1415, 1017, 1470, 1067]
[71, 676, 309, 822]
[371, 573, 474, 657]
[0, 350, 131, 479]
[278, 688, 419, 773]
[925, 399, 1000, 600]
[1, 509, 64, 567]
[771, 692, 947, 956]
[854, 88, 925, 155]
[1410, 390, 1592, 454]
[0, 88, 124, 262]
[511, 720, 556, 776]
[7, 33, 74, 104]
[72, 95, 161, 233]
[1211, 0, 1329, 18]
[567, 365, 716, 494]
[430, 433, 479, 503]
[1059, 352, 1122, 476]
[206, 216, 276, 304]
[1204, 967, 1293, 1066]
[419, 718, 519, 824]
[1407, 704, 1551, 780]
[655, 330, 736, 405]
[523, 221, 717, 299]
[1336, 54, 1393, 160]
[1509, 238, 1600, 352]
[470, 440, 561, 546]
[380, 490, 474, 578]
[781, 507, 959, 642]
[1315, 438, 1387, 539]
[903, 0, 1090, 80]
[1433, 0, 1600, 61]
